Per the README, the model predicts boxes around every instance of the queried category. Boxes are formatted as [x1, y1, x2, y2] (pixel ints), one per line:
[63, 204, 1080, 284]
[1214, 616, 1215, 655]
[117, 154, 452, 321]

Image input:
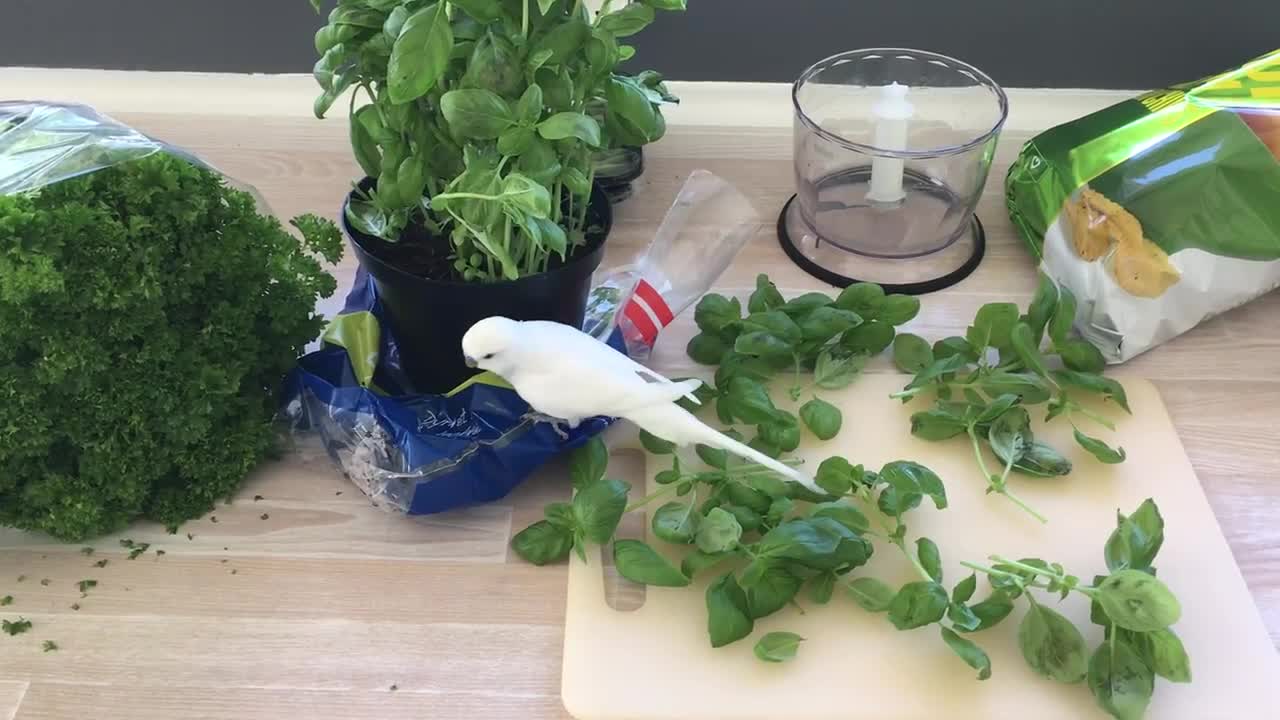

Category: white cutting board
[562, 374, 1280, 720]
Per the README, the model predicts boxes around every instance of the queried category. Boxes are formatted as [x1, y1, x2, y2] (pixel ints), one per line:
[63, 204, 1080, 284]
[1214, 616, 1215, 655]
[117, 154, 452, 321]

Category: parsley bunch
[0, 153, 342, 541]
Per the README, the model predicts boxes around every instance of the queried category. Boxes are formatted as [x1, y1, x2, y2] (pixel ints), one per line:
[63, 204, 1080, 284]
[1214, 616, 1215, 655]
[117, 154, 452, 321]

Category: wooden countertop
[1, 74, 1277, 719]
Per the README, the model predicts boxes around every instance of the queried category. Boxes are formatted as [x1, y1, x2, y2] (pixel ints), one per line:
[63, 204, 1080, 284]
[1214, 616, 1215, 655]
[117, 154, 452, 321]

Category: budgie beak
[464, 355, 478, 368]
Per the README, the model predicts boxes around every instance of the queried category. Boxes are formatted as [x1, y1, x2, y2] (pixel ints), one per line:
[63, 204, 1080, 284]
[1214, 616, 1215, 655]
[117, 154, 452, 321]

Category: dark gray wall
[3, 0, 1277, 89]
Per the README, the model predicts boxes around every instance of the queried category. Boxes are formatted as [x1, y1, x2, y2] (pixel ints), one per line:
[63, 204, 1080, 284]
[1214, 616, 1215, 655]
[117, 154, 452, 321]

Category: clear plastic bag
[0, 101, 268, 209]
[286, 170, 760, 514]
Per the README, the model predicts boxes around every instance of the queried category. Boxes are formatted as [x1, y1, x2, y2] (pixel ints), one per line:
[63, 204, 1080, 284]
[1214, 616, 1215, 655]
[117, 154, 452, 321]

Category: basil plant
[310, 0, 684, 282]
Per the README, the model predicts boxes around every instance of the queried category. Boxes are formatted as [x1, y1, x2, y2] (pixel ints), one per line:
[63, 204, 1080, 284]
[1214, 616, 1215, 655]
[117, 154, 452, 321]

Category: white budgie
[461, 317, 820, 493]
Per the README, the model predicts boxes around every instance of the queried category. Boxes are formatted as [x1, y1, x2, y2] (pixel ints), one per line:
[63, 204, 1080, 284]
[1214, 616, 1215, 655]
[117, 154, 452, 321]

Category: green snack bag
[1006, 49, 1280, 362]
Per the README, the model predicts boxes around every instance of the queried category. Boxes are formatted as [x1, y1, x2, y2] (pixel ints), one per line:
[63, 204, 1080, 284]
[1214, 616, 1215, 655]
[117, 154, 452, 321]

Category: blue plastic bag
[284, 266, 621, 514]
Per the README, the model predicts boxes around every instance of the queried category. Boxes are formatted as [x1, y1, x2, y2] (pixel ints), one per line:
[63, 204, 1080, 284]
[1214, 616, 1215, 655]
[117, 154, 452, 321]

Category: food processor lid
[778, 195, 986, 294]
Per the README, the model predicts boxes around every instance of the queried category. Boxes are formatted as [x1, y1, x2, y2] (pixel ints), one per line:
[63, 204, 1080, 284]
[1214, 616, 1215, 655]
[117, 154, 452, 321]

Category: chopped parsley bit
[187, 533, 195, 541]
[39, 579, 50, 587]
[80, 547, 95, 556]
[211, 516, 219, 524]
[16, 575, 25, 583]
[0, 596, 11, 606]
[260, 513, 270, 521]
[220, 559, 228, 564]
[94, 559, 109, 568]
[335, 491, 343, 496]
[230, 569, 238, 575]
[254, 495, 264, 501]
[155, 550, 166, 557]
[70, 603, 81, 611]
[2, 618, 32, 636]
[122, 541, 151, 560]
[389, 684, 398, 692]
[77, 580, 97, 593]
[42, 640, 58, 652]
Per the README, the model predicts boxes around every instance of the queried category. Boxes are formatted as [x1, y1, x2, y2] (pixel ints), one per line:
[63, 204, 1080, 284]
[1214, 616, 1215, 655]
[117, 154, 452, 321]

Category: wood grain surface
[2, 83, 1279, 720]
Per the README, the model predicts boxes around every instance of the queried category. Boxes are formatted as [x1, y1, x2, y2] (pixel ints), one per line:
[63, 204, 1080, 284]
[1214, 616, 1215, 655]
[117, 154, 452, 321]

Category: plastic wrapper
[0, 101, 266, 206]
[1006, 48, 1280, 362]
[286, 171, 760, 514]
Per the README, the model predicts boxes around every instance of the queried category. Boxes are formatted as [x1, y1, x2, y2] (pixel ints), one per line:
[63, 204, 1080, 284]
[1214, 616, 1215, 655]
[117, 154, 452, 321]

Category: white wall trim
[0, 67, 1137, 132]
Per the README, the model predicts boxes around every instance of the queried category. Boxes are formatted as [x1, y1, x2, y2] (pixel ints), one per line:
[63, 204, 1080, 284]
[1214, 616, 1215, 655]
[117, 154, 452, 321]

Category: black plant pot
[342, 181, 613, 395]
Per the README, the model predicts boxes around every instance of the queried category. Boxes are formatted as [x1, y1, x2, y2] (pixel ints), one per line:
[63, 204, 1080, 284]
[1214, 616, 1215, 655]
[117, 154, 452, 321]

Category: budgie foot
[522, 411, 579, 440]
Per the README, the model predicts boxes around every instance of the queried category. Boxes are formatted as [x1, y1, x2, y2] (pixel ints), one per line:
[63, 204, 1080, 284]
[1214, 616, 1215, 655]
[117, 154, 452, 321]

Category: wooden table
[1, 76, 1277, 719]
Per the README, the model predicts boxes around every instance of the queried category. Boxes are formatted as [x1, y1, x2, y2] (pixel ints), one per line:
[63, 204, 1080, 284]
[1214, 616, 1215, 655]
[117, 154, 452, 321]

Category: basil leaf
[652, 501, 700, 544]
[952, 574, 978, 604]
[811, 500, 869, 534]
[1018, 601, 1089, 682]
[1049, 283, 1079, 346]
[1057, 339, 1106, 374]
[1011, 321, 1051, 378]
[910, 408, 969, 441]
[814, 456, 857, 496]
[846, 577, 895, 612]
[744, 561, 804, 618]
[989, 407, 1032, 466]
[961, 590, 1016, 632]
[809, 572, 837, 605]
[941, 626, 993, 680]
[966, 303, 1020, 351]
[511, 520, 574, 566]
[1052, 370, 1131, 413]
[814, 349, 867, 390]
[1088, 638, 1154, 720]
[537, 112, 603, 146]
[595, 3, 655, 36]
[724, 480, 772, 514]
[686, 332, 731, 366]
[681, 549, 730, 579]
[981, 371, 1054, 405]
[693, 294, 741, 334]
[497, 126, 536, 156]
[933, 335, 979, 362]
[799, 398, 842, 441]
[1096, 570, 1181, 632]
[879, 294, 921, 326]
[639, 429, 676, 455]
[696, 507, 743, 554]
[1145, 628, 1192, 683]
[889, 581, 949, 630]
[1013, 441, 1073, 477]
[569, 437, 608, 490]
[747, 274, 785, 313]
[835, 283, 885, 317]
[613, 540, 690, 587]
[948, 601, 983, 632]
[388, 3, 453, 104]
[449, 0, 505, 22]
[545, 502, 575, 530]
[532, 19, 588, 66]
[742, 310, 803, 345]
[798, 306, 862, 341]
[893, 333, 934, 373]
[572, 478, 630, 544]
[1106, 499, 1164, 572]
[758, 414, 801, 453]
[916, 537, 943, 583]
[754, 631, 804, 663]
[841, 320, 895, 355]
[724, 377, 777, 425]
[734, 331, 793, 360]
[880, 460, 947, 510]
[706, 572, 753, 648]
[441, 88, 515, 139]
[903, 354, 968, 392]
[1024, 273, 1059, 344]
[1074, 429, 1127, 464]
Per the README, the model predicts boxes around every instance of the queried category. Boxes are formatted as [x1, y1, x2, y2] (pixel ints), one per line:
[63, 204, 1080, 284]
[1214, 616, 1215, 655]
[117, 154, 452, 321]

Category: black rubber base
[777, 195, 986, 295]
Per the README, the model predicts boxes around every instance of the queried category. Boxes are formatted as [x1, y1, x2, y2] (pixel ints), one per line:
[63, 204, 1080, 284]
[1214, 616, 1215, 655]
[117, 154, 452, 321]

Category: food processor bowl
[780, 49, 1009, 292]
